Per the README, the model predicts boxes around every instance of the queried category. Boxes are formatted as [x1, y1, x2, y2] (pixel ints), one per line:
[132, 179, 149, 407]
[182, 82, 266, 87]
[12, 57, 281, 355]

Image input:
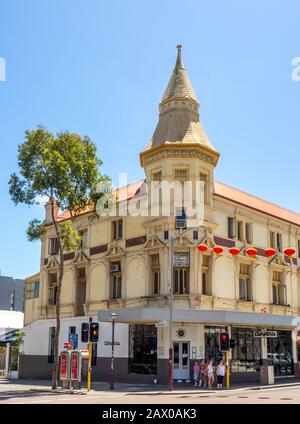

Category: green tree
[9, 126, 109, 389]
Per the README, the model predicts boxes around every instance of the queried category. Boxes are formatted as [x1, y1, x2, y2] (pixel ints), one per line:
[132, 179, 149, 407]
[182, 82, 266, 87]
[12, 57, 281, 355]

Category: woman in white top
[207, 359, 214, 389]
[216, 359, 226, 389]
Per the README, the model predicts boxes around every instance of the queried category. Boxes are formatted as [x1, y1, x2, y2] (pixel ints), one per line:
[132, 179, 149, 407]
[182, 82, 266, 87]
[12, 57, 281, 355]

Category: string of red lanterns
[197, 244, 297, 259]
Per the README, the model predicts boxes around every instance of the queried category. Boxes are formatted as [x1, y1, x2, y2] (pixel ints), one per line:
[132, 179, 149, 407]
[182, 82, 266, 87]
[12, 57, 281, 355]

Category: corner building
[21, 46, 300, 384]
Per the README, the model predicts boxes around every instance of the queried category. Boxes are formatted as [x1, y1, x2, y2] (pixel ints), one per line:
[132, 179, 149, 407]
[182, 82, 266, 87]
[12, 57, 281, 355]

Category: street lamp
[109, 312, 118, 390]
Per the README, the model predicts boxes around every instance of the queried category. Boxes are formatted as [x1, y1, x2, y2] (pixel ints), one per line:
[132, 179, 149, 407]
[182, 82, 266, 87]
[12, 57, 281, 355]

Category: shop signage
[104, 341, 120, 346]
[155, 320, 169, 328]
[64, 342, 73, 349]
[68, 333, 78, 350]
[174, 252, 189, 267]
[254, 330, 278, 338]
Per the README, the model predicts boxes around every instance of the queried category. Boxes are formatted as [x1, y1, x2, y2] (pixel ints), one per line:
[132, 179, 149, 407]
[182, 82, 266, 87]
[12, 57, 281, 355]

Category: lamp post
[110, 312, 118, 390]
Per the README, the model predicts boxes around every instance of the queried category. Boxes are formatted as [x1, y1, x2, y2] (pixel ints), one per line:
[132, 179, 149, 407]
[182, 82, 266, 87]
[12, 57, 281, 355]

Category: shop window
[267, 331, 293, 376]
[231, 327, 261, 373]
[69, 326, 76, 335]
[204, 326, 227, 362]
[239, 264, 252, 301]
[128, 324, 157, 375]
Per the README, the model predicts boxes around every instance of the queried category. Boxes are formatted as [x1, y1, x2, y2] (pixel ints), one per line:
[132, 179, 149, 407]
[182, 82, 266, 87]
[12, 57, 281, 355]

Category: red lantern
[229, 247, 240, 256]
[213, 245, 224, 256]
[197, 243, 208, 253]
[246, 247, 257, 257]
[264, 247, 276, 258]
[284, 247, 296, 258]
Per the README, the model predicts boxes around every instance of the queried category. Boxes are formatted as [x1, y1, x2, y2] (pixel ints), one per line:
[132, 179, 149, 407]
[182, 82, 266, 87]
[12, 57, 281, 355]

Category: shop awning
[98, 308, 300, 329]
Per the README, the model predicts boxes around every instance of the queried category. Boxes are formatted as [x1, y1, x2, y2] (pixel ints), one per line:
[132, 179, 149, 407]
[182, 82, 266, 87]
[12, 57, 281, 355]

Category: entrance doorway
[173, 341, 190, 380]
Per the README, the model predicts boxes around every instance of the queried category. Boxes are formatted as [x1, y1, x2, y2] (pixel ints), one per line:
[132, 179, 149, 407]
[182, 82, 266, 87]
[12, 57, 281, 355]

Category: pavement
[0, 376, 300, 397]
[1, 381, 300, 404]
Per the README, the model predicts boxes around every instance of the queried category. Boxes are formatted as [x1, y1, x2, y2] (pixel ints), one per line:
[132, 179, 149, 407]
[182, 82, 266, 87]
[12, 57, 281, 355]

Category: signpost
[64, 342, 73, 350]
[69, 333, 78, 350]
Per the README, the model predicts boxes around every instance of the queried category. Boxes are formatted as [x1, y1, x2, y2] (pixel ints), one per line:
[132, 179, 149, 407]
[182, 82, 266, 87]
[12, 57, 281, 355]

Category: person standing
[216, 359, 226, 389]
[207, 359, 214, 389]
[193, 361, 200, 387]
[199, 359, 207, 388]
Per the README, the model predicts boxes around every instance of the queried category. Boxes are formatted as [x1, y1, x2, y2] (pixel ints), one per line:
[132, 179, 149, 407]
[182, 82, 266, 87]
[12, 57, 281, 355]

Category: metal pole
[87, 341, 92, 392]
[168, 236, 174, 391]
[110, 315, 116, 390]
[225, 351, 230, 389]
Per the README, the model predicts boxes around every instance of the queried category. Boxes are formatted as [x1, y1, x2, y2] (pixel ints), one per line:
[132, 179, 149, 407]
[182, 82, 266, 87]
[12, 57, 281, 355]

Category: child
[216, 359, 226, 389]
[193, 361, 200, 387]
[207, 359, 214, 389]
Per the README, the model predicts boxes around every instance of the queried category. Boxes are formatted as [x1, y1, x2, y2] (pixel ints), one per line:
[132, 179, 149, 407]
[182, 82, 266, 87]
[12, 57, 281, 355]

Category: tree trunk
[51, 200, 64, 390]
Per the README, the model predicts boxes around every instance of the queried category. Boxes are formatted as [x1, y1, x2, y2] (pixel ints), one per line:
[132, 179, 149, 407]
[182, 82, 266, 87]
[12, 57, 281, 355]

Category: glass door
[173, 342, 190, 380]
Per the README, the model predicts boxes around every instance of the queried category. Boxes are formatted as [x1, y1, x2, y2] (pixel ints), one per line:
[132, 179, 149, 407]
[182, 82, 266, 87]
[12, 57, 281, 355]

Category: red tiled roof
[214, 181, 300, 226]
[56, 179, 300, 226]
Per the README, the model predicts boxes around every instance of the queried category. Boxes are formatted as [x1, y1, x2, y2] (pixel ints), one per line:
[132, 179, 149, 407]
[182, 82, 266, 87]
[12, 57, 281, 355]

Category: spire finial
[176, 44, 183, 69]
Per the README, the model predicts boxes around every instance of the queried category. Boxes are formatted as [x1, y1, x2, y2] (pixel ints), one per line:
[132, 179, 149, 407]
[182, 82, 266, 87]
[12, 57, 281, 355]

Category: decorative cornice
[140, 143, 219, 167]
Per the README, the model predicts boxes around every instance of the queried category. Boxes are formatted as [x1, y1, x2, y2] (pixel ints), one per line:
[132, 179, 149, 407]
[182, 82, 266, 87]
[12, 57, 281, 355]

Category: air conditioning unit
[175, 218, 187, 229]
[109, 263, 120, 273]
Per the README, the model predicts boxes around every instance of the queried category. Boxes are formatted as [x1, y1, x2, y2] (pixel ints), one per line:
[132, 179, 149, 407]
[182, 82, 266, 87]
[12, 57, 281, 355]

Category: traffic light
[81, 322, 89, 343]
[219, 332, 230, 352]
[89, 322, 99, 343]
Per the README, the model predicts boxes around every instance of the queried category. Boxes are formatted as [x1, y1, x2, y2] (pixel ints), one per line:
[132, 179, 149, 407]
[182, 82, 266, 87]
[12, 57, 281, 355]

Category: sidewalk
[1, 377, 300, 396]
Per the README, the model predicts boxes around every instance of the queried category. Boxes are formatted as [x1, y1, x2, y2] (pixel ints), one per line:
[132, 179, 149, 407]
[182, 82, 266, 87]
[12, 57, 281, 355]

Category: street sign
[254, 330, 278, 338]
[155, 320, 169, 328]
[69, 333, 78, 349]
[64, 342, 73, 349]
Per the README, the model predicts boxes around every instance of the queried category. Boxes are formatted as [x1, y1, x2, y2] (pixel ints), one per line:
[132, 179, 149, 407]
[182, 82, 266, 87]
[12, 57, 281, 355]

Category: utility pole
[110, 312, 118, 390]
[168, 236, 174, 392]
[87, 316, 92, 392]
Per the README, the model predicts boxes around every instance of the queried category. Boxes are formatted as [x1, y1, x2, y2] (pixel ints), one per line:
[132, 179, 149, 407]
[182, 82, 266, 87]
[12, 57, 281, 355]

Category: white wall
[0, 310, 24, 335]
[23, 316, 129, 358]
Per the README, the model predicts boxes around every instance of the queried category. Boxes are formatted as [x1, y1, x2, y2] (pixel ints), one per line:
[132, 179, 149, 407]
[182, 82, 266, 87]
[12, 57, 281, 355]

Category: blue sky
[1, 0, 300, 279]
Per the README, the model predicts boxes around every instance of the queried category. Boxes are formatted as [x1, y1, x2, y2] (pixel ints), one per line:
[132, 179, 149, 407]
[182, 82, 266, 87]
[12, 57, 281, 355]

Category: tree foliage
[8, 126, 109, 388]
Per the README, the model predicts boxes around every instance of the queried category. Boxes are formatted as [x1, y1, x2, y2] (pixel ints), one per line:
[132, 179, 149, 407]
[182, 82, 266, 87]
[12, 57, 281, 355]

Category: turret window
[200, 173, 209, 205]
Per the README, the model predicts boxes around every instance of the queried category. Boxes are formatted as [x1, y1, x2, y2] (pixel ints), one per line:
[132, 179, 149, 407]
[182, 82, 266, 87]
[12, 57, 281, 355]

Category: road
[0, 385, 300, 404]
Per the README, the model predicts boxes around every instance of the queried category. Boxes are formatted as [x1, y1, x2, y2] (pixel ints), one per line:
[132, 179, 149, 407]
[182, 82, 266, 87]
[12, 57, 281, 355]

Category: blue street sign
[68, 333, 78, 349]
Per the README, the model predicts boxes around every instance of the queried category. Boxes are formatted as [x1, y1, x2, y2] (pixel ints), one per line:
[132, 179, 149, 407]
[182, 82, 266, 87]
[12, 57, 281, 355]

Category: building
[0, 275, 24, 312]
[21, 46, 300, 384]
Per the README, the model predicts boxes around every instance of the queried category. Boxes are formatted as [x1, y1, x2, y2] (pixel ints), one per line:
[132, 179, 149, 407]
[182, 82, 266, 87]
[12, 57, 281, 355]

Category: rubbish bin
[260, 365, 274, 385]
